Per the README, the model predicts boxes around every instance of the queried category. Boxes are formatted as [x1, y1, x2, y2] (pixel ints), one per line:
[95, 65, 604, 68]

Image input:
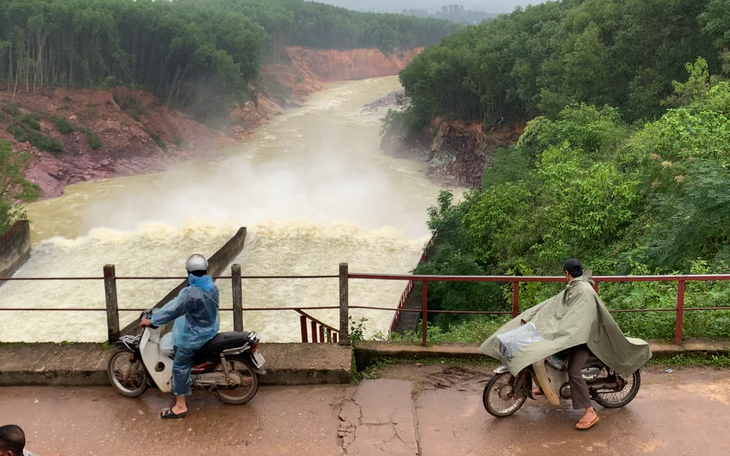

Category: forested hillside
[0, 0, 457, 119]
[398, 0, 723, 128]
[389, 0, 730, 341]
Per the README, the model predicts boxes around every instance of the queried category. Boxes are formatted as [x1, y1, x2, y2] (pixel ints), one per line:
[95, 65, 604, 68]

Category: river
[0, 76, 452, 343]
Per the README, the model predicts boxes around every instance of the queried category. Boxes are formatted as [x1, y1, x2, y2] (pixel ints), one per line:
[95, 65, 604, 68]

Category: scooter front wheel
[212, 355, 260, 405]
[107, 349, 149, 398]
[483, 372, 527, 417]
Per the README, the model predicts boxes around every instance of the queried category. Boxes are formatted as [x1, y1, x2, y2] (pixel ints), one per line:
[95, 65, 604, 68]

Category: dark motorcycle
[483, 353, 641, 417]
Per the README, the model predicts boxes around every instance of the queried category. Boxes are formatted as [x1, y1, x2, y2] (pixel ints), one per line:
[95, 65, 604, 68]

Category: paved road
[1, 365, 729, 456]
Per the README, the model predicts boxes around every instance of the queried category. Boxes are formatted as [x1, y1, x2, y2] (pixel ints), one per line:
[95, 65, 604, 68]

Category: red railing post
[675, 281, 686, 345]
[300, 315, 308, 343]
[311, 321, 318, 343]
[319, 326, 325, 344]
[512, 282, 519, 318]
[421, 281, 428, 346]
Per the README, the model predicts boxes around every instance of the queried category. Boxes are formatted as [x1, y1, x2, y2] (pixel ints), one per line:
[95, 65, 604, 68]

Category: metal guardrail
[0, 265, 343, 345]
[3, 263, 730, 347]
[349, 272, 730, 346]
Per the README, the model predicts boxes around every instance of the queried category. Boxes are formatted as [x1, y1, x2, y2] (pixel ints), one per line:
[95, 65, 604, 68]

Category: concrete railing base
[0, 342, 351, 387]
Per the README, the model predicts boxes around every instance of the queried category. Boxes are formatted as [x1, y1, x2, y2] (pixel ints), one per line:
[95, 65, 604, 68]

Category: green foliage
[349, 317, 368, 344]
[399, 0, 722, 128]
[115, 94, 146, 122]
[417, 65, 730, 339]
[0, 140, 41, 232]
[52, 117, 75, 134]
[7, 124, 64, 154]
[79, 128, 102, 150]
[143, 128, 166, 150]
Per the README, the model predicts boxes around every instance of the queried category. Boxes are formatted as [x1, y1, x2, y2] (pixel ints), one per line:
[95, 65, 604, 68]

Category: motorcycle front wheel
[483, 372, 527, 417]
[591, 369, 641, 408]
[212, 356, 260, 405]
[107, 349, 149, 398]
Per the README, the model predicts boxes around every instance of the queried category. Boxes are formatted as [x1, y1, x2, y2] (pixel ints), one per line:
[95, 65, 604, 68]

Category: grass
[52, 116, 75, 134]
[143, 127, 166, 150]
[647, 353, 730, 368]
[114, 94, 147, 122]
[78, 127, 102, 150]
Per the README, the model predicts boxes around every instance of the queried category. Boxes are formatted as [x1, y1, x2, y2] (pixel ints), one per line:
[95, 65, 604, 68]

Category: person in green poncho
[479, 258, 652, 430]
[551, 259, 598, 429]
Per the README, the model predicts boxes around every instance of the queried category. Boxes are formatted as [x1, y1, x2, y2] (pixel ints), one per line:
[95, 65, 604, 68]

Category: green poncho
[480, 276, 652, 377]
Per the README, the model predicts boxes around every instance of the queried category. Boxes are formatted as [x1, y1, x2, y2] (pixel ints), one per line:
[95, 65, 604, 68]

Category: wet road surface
[1, 366, 729, 456]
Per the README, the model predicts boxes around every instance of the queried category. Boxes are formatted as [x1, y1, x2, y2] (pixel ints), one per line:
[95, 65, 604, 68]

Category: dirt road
[1, 365, 727, 456]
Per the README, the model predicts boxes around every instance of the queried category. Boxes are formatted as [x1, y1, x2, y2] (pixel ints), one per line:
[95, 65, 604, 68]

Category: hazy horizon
[306, 0, 546, 14]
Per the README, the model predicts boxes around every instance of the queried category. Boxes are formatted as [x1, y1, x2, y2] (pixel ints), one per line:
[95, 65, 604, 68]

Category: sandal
[161, 408, 188, 420]
[575, 416, 599, 430]
[532, 387, 544, 396]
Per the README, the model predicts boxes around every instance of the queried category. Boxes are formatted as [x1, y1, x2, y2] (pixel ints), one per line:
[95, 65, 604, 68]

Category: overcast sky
[309, 1, 546, 14]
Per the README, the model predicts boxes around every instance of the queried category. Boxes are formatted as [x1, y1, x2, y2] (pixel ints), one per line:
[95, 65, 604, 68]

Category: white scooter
[107, 309, 266, 405]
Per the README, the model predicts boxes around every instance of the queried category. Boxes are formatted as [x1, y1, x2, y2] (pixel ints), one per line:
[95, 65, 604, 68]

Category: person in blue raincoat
[140, 254, 220, 419]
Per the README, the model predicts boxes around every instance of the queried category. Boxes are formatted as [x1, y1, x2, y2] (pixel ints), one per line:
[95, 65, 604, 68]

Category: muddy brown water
[1, 77, 458, 343]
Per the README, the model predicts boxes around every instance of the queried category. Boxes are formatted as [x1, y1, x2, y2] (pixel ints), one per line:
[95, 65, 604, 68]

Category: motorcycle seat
[198, 331, 251, 354]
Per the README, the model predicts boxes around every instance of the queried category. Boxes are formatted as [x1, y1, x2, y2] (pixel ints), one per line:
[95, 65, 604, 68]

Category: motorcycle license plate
[252, 350, 265, 368]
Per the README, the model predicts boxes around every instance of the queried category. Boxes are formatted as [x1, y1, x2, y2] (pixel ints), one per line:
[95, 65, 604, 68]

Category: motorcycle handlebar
[140, 309, 159, 329]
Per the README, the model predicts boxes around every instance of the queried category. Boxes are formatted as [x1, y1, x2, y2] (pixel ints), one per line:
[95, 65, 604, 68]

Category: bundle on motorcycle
[107, 309, 266, 405]
[479, 275, 652, 417]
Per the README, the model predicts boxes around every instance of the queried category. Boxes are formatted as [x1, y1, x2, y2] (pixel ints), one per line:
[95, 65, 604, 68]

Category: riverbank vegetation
[386, 0, 730, 342]
[0, 140, 40, 232]
[414, 60, 730, 342]
[0, 0, 457, 121]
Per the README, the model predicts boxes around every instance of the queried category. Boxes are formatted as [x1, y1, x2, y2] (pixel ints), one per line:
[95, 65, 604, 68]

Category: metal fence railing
[3, 262, 730, 346]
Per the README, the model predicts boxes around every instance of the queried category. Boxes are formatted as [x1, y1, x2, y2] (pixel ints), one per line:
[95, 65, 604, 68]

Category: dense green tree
[398, 0, 723, 127]
[0, 0, 456, 120]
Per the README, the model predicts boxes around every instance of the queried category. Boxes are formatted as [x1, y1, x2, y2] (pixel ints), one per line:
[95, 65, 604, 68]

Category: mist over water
[2, 77, 453, 342]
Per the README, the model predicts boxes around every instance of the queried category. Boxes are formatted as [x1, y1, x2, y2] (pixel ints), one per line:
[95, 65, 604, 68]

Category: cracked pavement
[2, 365, 730, 455]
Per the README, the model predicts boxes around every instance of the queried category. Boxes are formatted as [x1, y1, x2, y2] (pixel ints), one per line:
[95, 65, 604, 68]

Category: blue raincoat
[151, 274, 220, 350]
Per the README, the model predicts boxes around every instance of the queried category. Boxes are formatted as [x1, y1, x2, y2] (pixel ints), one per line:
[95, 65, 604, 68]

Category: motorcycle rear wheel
[212, 356, 259, 405]
[107, 349, 149, 398]
[592, 369, 641, 408]
[483, 372, 527, 417]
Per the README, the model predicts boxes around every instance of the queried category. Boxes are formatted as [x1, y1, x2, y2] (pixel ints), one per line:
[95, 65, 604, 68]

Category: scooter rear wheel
[212, 356, 259, 405]
[483, 372, 527, 417]
[107, 348, 149, 398]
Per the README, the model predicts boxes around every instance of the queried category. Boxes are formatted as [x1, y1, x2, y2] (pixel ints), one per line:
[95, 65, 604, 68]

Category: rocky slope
[381, 117, 525, 188]
[2, 47, 421, 199]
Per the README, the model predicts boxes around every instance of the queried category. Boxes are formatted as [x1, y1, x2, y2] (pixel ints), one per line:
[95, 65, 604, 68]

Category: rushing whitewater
[1, 77, 451, 342]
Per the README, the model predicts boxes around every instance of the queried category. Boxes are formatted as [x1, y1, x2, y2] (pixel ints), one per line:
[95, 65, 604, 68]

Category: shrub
[78, 127, 102, 150]
[87, 132, 102, 150]
[8, 125, 64, 153]
[52, 117, 75, 134]
[143, 127, 166, 150]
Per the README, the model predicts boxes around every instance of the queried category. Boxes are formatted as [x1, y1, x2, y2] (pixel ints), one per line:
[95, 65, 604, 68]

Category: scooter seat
[198, 331, 251, 354]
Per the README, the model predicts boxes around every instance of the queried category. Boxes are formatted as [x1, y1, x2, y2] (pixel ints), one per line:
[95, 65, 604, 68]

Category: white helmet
[185, 254, 208, 273]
